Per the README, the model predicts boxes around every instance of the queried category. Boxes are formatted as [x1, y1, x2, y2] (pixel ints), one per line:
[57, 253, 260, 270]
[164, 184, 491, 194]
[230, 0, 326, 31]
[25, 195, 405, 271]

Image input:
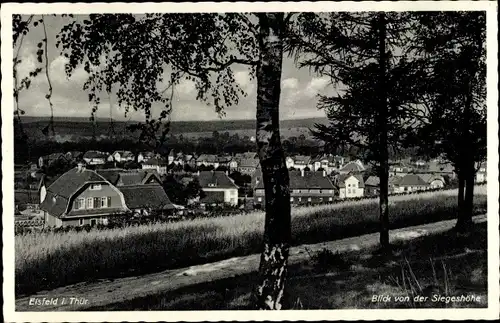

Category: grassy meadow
[98, 221, 486, 310]
[15, 187, 487, 297]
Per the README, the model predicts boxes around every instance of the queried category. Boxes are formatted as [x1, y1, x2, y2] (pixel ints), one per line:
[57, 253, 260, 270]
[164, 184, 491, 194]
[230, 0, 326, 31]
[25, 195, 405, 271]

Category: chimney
[323, 170, 327, 177]
[300, 168, 305, 177]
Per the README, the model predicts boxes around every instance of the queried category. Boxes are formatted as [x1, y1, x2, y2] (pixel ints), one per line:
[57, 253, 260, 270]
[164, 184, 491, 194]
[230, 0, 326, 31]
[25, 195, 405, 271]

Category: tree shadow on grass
[87, 222, 487, 310]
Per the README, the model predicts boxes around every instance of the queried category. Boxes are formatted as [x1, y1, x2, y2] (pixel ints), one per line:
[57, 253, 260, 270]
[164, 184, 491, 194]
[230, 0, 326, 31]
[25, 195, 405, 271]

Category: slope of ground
[15, 214, 487, 311]
[15, 189, 487, 296]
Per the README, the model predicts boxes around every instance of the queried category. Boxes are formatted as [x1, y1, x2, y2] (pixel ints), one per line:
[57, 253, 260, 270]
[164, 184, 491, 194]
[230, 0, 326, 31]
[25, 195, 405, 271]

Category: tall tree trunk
[377, 12, 390, 249]
[253, 13, 291, 310]
[457, 169, 465, 222]
[456, 160, 475, 232]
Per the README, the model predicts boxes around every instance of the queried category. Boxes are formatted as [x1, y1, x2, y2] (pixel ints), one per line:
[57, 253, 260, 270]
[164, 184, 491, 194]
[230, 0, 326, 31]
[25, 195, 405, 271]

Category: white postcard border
[2, 1, 498, 321]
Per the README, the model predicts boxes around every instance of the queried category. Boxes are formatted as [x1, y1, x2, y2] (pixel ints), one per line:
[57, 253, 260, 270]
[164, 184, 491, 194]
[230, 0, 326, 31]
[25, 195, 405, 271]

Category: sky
[15, 14, 333, 122]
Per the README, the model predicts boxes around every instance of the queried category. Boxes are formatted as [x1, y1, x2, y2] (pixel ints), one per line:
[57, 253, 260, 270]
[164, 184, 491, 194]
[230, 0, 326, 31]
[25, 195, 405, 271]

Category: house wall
[254, 188, 335, 205]
[229, 161, 238, 170]
[293, 163, 312, 171]
[430, 179, 445, 189]
[62, 216, 110, 227]
[142, 164, 168, 175]
[203, 187, 238, 206]
[339, 176, 364, 199]
[365, 186, 379, 197]
[475, 172, 486, 183]
[40, 186, 47, 204]
[44, 212, 62, 227]
[395, 185, 428, 193]
[84, 157, 106, 165]
[68, 183, 124, 214]
[239, 166, 257, 175]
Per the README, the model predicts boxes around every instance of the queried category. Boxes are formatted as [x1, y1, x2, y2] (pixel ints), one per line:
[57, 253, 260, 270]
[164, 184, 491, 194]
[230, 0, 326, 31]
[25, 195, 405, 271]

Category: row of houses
[16, 161, 242, 227]
[38, 151, 161, 168]
[16, 159, 487, 228]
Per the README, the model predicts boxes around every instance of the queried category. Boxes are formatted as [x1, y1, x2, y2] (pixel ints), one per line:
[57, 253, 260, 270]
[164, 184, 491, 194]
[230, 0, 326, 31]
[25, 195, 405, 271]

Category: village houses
[336, 173, 365, 199]
[312, 155, 346, 175]
[108, 150, 135, 163]
[286, 155, 313, 171]
[141, 157, 169, 175]
[40, 163, 174, 227]
[83, 150, 109, 165]
[196, 171, 239, 207]
[254, 169, 336, 206]
[137, 151, 156, 163]
[339, 160, 365, 175]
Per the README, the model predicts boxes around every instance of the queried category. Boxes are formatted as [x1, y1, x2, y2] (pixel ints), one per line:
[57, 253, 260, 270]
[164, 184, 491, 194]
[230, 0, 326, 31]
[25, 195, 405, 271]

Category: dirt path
[16, 214, 487, 311]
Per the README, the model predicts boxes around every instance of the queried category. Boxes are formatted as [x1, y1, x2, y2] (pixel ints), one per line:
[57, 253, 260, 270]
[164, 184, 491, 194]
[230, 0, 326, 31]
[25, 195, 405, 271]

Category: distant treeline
[17, 116, 328, 138]
[15, 127, 421, 165]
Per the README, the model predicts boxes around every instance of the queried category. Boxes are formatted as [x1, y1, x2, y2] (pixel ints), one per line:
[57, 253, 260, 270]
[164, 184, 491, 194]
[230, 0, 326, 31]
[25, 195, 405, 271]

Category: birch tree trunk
[377, 12, 390, 249]
[253, 13, 291, 310]
[456, 161, 475, 232]
[456, 169, 466, 224]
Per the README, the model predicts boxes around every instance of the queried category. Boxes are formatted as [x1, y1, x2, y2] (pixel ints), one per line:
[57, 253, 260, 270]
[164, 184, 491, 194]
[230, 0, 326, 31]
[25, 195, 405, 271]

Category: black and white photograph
[2, 1, 498, 321]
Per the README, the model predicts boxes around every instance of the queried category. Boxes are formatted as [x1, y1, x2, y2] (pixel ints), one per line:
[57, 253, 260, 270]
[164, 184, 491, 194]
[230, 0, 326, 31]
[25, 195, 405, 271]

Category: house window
[90, 219, 97, 226]
[298, 197, 302, 202]
[208, 183, 216, 187]
[75, 198, 85, 210]
[79, 218, 84, 226]
[90, 184, 102, 190]
[348, 189, 351, 194]
[101, 197, 108, 208]
[307, 197, 312, 202]
[86, 197, 94, 209]
[258, 197, 262, 202]
[329, 197, 333, 201]
[94, 197, 101, 209]
[290, 197, 294, 202]
[319, 197, 323, 202]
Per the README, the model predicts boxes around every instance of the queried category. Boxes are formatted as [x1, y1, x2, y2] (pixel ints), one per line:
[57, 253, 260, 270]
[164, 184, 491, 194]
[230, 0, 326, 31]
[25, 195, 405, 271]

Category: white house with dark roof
[196, 171, 239, 206]
[137, 151, 156, 163]
[312, 155, 346, 174]
[286, 155, 313, 171]
[475, 161, 487, 183]
[337, 173, 365, 199]
[418, 173, 446, 189]
[196, 154, 219, 168]
[237, 158, 260, 175]
[83, 150, 108, 165]
[393, 174, 429, 193]
[254, 170, 336, 205]
[40, 164, 174, 227]
[108, 150, 135, 163]
[141, 157, 169, 175]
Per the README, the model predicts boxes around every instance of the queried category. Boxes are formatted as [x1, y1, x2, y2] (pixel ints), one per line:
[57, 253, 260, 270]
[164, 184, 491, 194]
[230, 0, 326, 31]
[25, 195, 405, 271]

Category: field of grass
[15, 187, 487, 297]
[99, 221, 486, 310]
